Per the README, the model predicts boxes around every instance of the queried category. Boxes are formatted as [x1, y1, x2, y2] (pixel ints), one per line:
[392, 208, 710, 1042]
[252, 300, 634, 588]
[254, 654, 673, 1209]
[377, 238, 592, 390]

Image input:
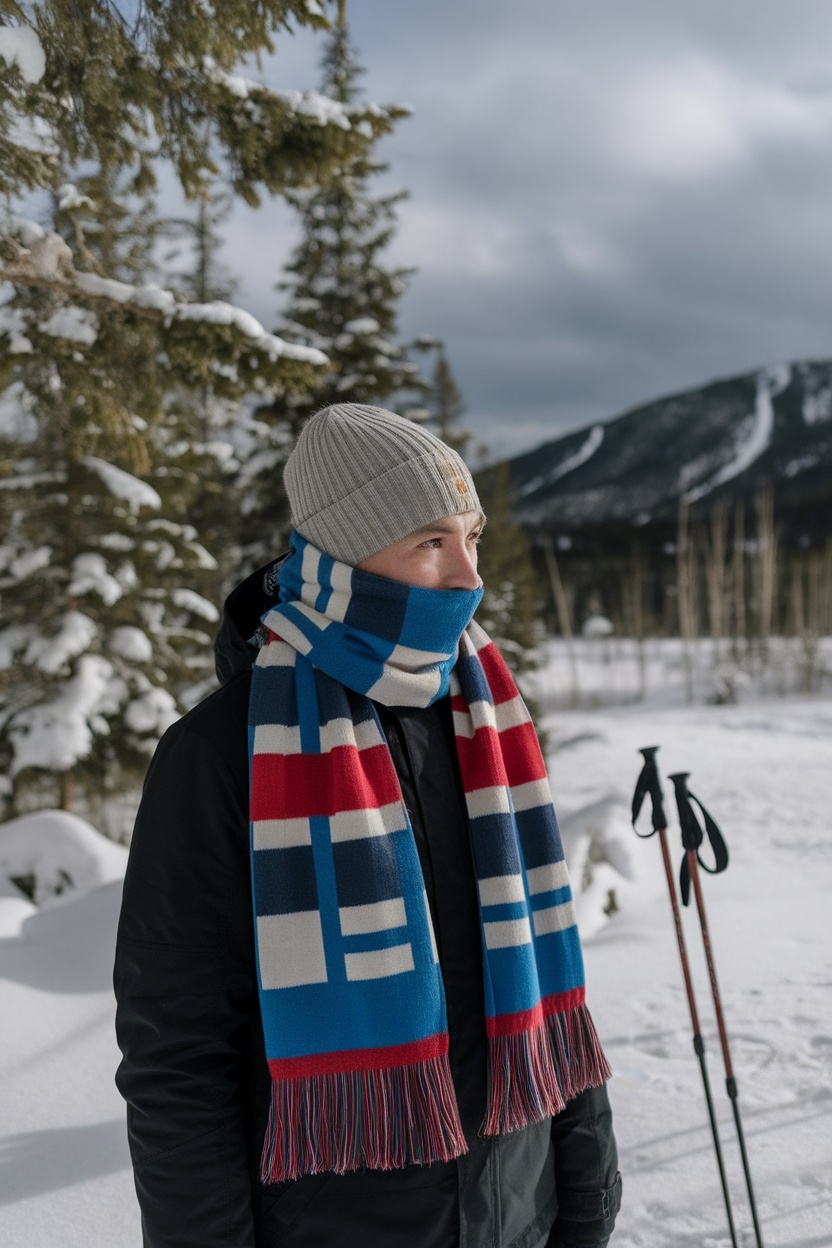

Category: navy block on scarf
[344, 569, 409, 642]
[455, 649, 493, 706]
[255, 845, 319, 915]
[313, 668, 355, 725]
[249, 664, 299, 727]
[516, 805, 563, 869]
[332, 832, 405, 907]
[346, 688, 377, 724]
[468, 812, 524, 878]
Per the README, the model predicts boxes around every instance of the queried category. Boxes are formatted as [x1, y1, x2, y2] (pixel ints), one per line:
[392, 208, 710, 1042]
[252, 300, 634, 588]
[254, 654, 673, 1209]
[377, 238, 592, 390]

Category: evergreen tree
[0, 173, 221, 814]
[239, 4, 426, 564]
[0, 2, 408, 813]
[164, 189, 238, 307]
[474, 461, 544, 678]
[0, 1, 399, 205]
[160, 188, 248, 601]
[423, 344, 470, 453]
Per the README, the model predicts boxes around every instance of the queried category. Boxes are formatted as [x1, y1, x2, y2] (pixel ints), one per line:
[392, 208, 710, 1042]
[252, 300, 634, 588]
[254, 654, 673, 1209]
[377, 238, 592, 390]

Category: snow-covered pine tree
[159, 188, 249, 603]
[1, 3, 405, 817]
[239, 2, 425, 564]
[0, 1, 399, 205]
[0, 174, 220, 815]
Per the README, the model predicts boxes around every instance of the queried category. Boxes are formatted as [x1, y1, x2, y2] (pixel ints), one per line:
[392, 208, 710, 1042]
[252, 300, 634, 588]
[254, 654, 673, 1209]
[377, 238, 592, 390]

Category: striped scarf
[249, 533, 610, 1182]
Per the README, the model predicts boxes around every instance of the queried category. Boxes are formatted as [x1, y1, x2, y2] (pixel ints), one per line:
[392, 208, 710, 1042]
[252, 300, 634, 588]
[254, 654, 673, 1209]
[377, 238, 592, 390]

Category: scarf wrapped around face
[249, 532, 611, 1182]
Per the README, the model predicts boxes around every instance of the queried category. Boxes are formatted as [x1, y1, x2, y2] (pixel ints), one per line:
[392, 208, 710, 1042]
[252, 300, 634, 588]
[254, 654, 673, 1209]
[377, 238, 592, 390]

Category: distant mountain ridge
[504, 360, 832, 541]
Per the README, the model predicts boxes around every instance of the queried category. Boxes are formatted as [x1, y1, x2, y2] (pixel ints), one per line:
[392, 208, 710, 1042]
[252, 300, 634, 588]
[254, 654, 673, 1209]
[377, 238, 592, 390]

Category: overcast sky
[219, 0, 832, 460]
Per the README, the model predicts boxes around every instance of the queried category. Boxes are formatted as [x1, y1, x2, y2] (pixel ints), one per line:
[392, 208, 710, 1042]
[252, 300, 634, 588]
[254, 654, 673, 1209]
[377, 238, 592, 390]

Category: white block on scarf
[330, 802, 405, 842]
[532, 901, 576, 937]
[483, 917, 532, 949]
[339, 897, 407, 935]
[257, 911, 328, 989]
[526, 861, 570, 896]
[252, 817, 312, 850]
[345, 942, 415, 981]
[478, 874, 526, 906]
[466, 786, 511, 819]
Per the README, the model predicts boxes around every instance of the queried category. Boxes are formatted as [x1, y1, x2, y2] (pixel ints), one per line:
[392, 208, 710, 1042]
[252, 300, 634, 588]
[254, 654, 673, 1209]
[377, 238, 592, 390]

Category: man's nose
[448, 543, 481, 590]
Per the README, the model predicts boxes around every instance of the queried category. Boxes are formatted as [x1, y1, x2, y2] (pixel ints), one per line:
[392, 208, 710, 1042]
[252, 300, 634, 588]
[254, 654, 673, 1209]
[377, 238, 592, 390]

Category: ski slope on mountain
[0, 686, 829, 1246]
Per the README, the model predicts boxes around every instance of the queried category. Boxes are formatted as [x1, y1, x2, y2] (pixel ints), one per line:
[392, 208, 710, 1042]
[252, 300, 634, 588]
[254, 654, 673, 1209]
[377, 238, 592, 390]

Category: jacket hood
[214, 556, 286, 685]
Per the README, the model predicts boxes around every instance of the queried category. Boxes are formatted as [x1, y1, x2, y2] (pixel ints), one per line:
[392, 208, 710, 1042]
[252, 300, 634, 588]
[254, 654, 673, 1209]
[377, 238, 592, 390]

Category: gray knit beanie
[283, 403, 483, 565]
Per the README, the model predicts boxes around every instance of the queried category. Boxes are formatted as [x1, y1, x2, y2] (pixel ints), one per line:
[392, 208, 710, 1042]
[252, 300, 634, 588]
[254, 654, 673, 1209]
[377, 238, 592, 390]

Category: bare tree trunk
[624, 542, 647, 701]
[60, 769, 74, 812]
[542, 536, 580, 708]
[789, 556, 812, 695]
[804, 553, 822, 693]
[821, 540, 832, 639]
[702, 500, 728, 663]
[732, 500, 747, 663]
[753, 486, 778, 685]
[676, 499, 696, 702]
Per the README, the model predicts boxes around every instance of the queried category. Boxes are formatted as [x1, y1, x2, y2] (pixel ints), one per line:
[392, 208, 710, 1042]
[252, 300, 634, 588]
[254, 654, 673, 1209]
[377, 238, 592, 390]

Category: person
[114, 403, 621, 1248]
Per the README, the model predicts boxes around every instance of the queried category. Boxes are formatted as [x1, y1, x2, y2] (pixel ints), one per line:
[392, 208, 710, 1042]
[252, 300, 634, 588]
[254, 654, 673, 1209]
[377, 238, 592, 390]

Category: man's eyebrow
[412, 519, 484, 536]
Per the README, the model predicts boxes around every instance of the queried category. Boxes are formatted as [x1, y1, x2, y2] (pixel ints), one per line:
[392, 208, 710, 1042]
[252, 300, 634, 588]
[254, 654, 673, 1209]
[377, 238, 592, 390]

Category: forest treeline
[529, 487, 832, 705]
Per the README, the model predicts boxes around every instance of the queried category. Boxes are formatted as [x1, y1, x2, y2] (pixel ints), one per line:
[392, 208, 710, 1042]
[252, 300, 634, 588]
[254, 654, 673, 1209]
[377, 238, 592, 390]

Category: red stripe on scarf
[476, 641, 519, 705]
[455, 725, 509, 790]
[267, 1033, 449, 1078]
[485, 987, 586, 1037]
[498, 721, 548, 785]
[251, 743, 400, 821]
[455, 721, 545, 792]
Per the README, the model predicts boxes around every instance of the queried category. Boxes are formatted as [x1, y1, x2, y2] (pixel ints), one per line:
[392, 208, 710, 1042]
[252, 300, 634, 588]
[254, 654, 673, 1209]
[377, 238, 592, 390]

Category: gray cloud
[220, 0, 832, 458]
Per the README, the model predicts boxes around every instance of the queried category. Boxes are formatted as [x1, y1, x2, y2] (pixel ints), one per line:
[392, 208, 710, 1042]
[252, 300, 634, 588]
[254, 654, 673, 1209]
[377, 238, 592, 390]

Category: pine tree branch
[0, 221, 328, 364]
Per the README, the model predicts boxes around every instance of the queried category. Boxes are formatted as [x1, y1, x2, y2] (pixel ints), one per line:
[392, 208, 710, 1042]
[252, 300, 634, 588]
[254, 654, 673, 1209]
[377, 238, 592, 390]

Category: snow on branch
[203, 58, 411, 130]
[171, 587, 220, 622]
[0, 219, 328, 368]
[80, 457, 162, 514]
[0, 25, 46, 84]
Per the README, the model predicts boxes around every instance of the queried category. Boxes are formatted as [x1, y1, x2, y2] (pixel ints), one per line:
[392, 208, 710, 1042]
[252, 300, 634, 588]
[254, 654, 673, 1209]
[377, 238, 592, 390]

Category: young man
[114, 403, 621, 1248]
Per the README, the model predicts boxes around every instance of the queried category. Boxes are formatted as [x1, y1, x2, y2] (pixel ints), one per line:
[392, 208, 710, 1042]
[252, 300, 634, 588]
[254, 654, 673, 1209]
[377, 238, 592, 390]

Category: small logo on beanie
[455, 477, 468, 495]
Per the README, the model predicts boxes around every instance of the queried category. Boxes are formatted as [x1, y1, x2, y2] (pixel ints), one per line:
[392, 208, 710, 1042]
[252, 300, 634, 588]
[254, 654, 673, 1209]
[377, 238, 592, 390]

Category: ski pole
[668, 771, 765, 1248]
[632, 747, 738, 1248]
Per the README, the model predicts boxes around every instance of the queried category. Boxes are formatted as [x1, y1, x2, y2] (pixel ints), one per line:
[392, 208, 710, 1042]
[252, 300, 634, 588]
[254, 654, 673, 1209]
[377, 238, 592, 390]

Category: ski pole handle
[669, 772, 730, 905]
[632, 745, 667, 834]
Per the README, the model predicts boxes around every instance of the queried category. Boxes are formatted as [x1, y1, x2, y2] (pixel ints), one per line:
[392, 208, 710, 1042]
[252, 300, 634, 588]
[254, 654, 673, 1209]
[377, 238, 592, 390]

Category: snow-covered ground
[1, 681, 830, 1246]
[548, 696, 832, 1248]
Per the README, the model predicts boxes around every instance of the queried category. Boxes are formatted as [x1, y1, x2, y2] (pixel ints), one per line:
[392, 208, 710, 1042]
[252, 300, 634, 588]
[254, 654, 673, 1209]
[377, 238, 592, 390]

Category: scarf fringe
[261, 1052, 468, 1183]
[482, 1003, 613, 1136]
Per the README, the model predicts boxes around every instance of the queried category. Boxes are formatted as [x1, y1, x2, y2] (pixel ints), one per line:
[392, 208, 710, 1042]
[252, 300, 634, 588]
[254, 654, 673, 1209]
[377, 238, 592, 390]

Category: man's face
[357, 511, 484, 591]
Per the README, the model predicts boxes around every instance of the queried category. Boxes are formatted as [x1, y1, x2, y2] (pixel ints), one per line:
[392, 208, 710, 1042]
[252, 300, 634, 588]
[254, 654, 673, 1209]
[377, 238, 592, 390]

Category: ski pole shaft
[670, 769, 764, 1248]
[687, 852, 765, 1248]
[662, 837, 738, 1248]
[657, 824, 702, 1035]
[686, 851, 733, 1075]
[633, 749, 739, 1247]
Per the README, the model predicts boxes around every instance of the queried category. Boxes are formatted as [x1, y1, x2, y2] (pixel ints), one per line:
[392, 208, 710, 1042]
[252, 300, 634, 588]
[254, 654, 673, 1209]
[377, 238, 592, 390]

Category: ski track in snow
[0, 692, 830, 1245]
[686, 367, 789, 504]
[517, 424, 605, 497]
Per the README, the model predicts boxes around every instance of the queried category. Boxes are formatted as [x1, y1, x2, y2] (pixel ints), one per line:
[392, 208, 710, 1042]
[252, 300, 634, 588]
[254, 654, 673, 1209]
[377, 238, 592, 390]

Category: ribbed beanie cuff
[283, 404, 483, 565]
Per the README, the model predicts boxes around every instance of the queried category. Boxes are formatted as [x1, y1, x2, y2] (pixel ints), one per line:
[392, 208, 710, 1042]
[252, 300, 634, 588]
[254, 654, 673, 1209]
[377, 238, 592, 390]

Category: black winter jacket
[114, 563, 621, 1248]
